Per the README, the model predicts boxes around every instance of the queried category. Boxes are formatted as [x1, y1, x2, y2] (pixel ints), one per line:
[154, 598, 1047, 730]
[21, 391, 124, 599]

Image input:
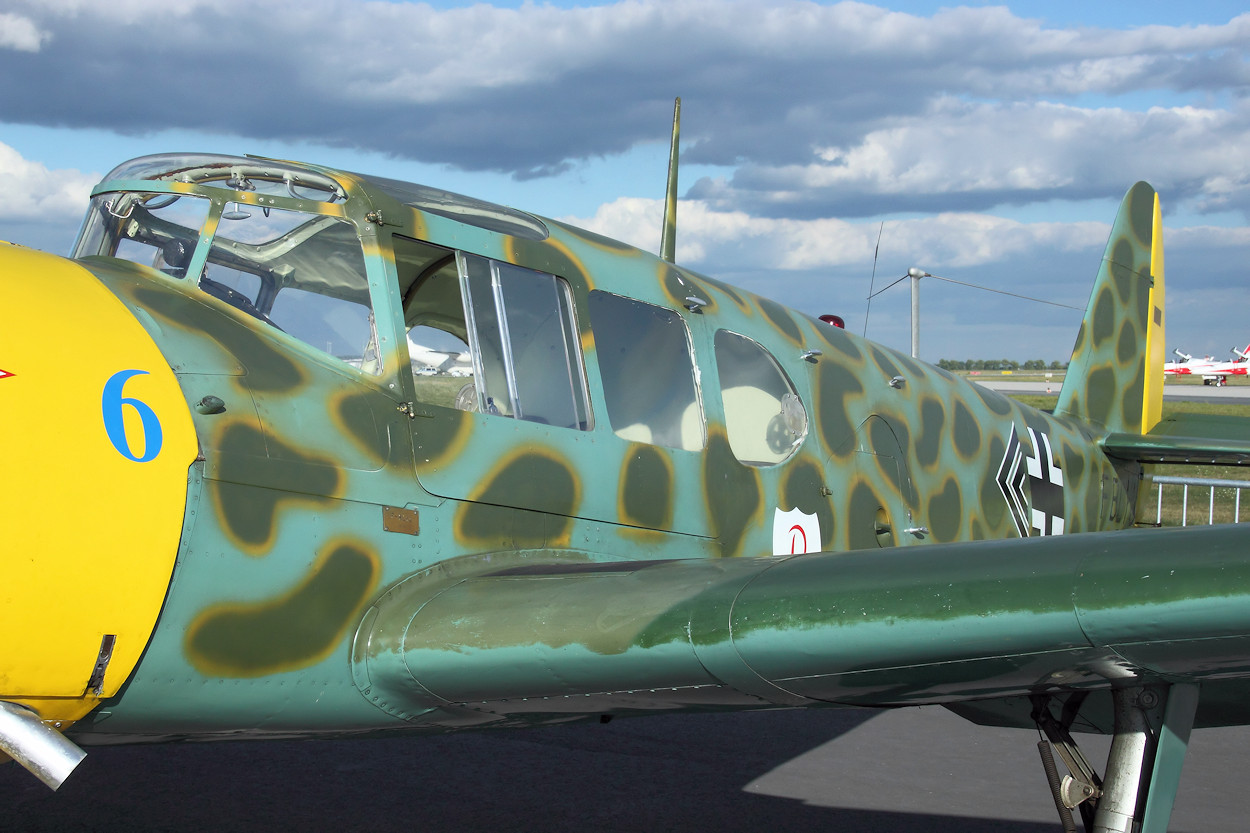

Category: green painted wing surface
[355, 524, 1250, 728]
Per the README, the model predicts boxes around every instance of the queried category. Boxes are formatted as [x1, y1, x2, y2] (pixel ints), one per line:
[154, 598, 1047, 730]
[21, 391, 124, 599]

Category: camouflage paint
[185, 540, 380, 677]
[331, 388, 392, 469]
[211, 423, 342, 554]
[619, 443, 675, 530]
[7, 157, 1225, 758]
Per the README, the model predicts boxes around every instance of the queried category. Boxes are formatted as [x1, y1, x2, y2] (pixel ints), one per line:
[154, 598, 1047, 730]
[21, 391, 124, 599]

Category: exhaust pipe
[0, 701, 86, 790]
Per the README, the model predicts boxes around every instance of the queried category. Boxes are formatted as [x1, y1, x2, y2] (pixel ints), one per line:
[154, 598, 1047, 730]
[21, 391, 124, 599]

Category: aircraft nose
[0, 243, 197, 777]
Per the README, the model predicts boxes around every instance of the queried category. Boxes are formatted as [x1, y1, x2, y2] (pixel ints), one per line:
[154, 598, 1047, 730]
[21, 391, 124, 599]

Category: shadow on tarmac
[1, 708, 1070, 832]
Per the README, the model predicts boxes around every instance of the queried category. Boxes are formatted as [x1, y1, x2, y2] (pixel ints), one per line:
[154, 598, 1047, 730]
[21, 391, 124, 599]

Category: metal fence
[1150, 475, 1249, 526]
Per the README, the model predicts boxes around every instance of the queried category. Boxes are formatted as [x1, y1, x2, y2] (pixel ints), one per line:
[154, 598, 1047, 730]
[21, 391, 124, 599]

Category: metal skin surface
[354, 525, 1250, 722]
[4, 154, 1250, 828]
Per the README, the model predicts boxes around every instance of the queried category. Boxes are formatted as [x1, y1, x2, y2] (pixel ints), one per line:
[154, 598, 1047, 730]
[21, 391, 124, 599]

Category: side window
[396, 237, 475, 409]
[75, 192, 210, 278]
[715, 330, 807, 466]
[588, 291, 705, 451]
[396, 235, 591, 431]
[460, 254, 591, 430]
[203, 204, 378, 373]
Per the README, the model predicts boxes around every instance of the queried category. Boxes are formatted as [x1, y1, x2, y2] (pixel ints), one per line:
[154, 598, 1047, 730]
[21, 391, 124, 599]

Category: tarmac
[2, 706, 1245, 831]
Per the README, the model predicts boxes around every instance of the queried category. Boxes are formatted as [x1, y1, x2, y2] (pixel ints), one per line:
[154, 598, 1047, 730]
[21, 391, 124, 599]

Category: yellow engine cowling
[0, 243, 195, 729]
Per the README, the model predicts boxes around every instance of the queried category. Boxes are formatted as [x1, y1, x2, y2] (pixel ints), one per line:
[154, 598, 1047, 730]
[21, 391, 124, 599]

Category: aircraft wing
[356, 524, 1250, 722]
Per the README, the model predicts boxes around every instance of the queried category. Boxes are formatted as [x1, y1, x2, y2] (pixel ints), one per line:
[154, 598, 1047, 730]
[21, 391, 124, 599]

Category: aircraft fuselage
[2, 153, 1137, 744]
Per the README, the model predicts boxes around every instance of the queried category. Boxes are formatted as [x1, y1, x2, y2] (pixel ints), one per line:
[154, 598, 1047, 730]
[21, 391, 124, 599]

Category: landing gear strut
[1032, 684, 1199, 832]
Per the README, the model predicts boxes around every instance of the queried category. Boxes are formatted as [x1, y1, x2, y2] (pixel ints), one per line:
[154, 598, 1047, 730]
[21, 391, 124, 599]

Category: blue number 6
[102, 369, 164, 462]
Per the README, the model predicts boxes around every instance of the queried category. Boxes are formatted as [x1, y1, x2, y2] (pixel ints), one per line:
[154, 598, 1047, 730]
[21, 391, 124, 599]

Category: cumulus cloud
[566, 195, 1109, 272]
[563, 191, 1250, 360]
[1, 0, 1247, 358]
[568, 193, 1250, 275]
[0, 13, 46, 51]
[690, 98, 1250, 218]
[0, 142, 95, 219]
[0, 0, 1246, 214]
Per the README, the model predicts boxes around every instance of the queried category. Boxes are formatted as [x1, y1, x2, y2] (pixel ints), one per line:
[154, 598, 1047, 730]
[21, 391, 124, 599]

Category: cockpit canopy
[73, 154, 555, 378]
[74, 155, 378, 373]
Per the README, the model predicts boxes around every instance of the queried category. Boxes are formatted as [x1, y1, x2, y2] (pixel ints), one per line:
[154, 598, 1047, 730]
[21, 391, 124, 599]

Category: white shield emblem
[773, 507, 821, 555]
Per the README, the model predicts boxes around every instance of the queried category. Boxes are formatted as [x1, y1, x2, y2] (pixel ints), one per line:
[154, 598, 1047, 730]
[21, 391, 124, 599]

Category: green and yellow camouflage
[2, 148, 1249, 831]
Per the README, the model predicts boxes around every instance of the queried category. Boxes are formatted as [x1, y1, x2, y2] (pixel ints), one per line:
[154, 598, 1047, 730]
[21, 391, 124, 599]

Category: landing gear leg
[1033, 684, 1199, 833]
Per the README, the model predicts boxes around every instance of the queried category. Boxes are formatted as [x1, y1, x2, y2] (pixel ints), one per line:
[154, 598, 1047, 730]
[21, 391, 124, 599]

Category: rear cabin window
[714, 330, 807, 466]
[588, 291, 705, 451]
[397, 235, 591, 431]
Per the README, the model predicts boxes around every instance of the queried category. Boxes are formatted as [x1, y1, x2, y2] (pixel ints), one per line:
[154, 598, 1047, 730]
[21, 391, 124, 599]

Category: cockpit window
[75, 192, 379, 375]
[203, 204, 377, 373]
[396, 236, 474, 408]
[74, 192, 210, 279]
[714, 330, 807, 466]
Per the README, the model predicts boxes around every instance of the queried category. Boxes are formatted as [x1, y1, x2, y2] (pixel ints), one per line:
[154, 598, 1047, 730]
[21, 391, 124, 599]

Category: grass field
[414, 375, 473, 410]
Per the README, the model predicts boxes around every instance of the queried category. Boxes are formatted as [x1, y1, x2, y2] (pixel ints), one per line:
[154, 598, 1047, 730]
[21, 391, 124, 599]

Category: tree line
[936, 359, 1068, 371]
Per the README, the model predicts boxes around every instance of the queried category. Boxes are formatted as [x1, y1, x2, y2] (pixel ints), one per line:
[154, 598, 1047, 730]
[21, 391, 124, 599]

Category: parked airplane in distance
[1164, 344, 1249, 385]
[407, 337, 473, 376]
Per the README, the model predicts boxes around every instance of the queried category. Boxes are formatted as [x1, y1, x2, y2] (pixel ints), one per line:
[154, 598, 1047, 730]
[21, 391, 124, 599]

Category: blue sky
[888, 0, 1247, 27]
[1, 0, 1247, 362]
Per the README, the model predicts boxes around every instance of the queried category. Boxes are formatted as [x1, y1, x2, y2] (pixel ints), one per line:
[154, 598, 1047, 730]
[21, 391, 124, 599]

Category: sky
[1, 0, 1247, 363]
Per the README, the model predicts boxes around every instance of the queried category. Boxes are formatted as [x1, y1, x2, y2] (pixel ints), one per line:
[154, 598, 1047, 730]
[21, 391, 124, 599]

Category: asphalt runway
[976, 378, 1250, 404]
[2, 706, 1245, 831]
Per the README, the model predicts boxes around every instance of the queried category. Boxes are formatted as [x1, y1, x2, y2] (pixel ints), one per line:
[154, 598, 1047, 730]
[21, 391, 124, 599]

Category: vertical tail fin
[1055, 182, 1165, 435]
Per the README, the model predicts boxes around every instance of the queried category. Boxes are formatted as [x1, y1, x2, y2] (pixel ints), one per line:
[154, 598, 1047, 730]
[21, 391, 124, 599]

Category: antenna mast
[660, 97, 681, 263]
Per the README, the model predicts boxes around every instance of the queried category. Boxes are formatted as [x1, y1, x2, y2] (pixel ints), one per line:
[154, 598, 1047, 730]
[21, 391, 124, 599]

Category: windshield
[74, 191, 378, 374]
[74, 192, 211, 279]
